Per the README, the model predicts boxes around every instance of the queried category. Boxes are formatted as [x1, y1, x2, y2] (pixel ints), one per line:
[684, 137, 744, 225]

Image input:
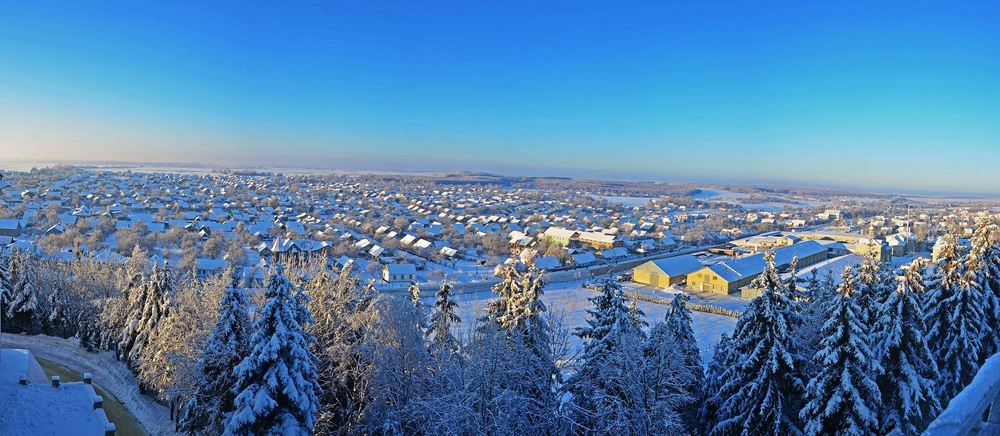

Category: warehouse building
[632, 254, 704, 288]
[687, 240, 828, 297]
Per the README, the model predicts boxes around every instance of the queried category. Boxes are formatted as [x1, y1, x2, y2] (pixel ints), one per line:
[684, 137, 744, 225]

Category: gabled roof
[648, 254, 704, 277]
[385, 263, 416, 275]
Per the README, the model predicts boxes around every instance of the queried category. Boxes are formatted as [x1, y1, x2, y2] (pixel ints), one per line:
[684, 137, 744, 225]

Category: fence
[623, 291, 742, 318]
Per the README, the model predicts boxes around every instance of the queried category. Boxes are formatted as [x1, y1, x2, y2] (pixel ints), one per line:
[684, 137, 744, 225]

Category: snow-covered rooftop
[0, 349, 113, 435]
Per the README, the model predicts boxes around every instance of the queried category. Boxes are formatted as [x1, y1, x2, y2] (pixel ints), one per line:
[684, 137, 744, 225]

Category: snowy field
[431, 282, 738, 365]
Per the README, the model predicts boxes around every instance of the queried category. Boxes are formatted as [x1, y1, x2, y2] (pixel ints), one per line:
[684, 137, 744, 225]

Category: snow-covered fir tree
[713, 251, 805, 435]
[566, 275, 652, 432]
[644, 293, 701, 434]
[784, 256, 804, 312]
[660, 293, 704, 430]
[855, 245, 893, 330]
[873, 260, 941, 435]
[104, 246, 148, 354]
[5, 251, 40, 334]
[120, 260, 173, 371]
[183, 271, 253, 434]
[701, 333, 735, 436]
[225, 264, 320, 435]
[477, 261, 559, 432]
[43, 281, 69, 337]
[924, 232, 984, 402]
[971, 215, 1000, 361]
[0, 252, 9, 314]
[427, 280, 461, 358]
[800, 266, 881, 436]
[796, 269, 835, 380]
[408, 280, 422, 308]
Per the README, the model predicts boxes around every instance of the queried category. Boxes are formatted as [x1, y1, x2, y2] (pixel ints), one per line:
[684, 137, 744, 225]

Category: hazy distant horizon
[4, 157, 1000, 199]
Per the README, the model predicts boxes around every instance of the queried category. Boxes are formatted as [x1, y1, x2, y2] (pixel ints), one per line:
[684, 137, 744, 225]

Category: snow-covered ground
[624, 283, 751, 312]
[434, 281, 738, 365]
[0, 334, 175, 435]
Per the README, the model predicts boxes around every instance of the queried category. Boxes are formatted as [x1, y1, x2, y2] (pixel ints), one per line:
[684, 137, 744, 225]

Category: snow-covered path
[0, 333, 176, 435]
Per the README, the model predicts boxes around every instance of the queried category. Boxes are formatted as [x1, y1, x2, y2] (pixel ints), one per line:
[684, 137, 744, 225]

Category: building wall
[633, 262, 686, 288]
[686, 268, 744, 294]
[543, 235, 572, 246]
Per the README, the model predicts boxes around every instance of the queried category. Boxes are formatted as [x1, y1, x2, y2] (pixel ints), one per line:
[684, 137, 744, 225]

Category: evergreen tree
[120, 260, 173, 371]
[797, 269, 834, 380]
[784, 256, 804, 311]
[713, 251, 805, 435]
[43, 282, 69, 337]
[566, 275, 654, 433]
[701, 334, 735, 436]
[972, 216, 1000, 361]
[0, 252, 10, 322]
[427, 281, 461, 358]
[408, 280, 422, 308]
[873, 261, 941, 435]
[5, 251, 39, 334]
[661, 293, 704, 430]
[924, 233, 984, 402]
[647, 293, 702, 433]
[856, 245, 891, 329]
[800, 266, 881, 436]
[225, 265, 320, 435]
[183, 271, 252, 434]
[102, 245, 147, 353]
[479, 261, 558, 432]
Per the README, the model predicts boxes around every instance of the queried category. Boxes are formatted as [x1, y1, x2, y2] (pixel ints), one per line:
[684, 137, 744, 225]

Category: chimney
[51, 376, 60, 388]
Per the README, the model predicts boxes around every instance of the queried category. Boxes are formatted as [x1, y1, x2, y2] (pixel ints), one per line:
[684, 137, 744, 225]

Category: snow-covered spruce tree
[873, 260, 941, 435]
[427, 280, 461, 359]
[713, 251, 806, 436]
[183, 271, 252, 435]
[701, 333, 735, 435]
[120, 260, 173, 372]
[659, 293, 704, 430]
[796, 268, 834, 381]
[855, 245, 892, 330]
[984, 234, 1000, 358]
[104, 245, 147, 354]
[566, 275, 651, 433]
[643, 295, 701, 434]
[924, 232, 984, 402]
[43, 281, 69, 337]
[5, 251, 40, 334]
[225, 264, 320, 435]
[0, 251, 10, 318]
[408, 280, 422, 308]
[800, 266, 881, 436]
[784, 256, 804, 312]
[477, 261, 559, 432]
[972, 215, 1000, 361]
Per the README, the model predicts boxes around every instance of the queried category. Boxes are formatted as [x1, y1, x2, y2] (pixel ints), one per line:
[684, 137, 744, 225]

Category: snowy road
[0, 333, 176, 435]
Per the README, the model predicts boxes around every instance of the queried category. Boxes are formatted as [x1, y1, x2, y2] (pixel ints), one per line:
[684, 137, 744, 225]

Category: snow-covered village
[3, 2, 1000, 435]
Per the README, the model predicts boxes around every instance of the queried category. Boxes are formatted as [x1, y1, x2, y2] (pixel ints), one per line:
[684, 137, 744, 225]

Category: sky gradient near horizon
[1, 2, 999, 194]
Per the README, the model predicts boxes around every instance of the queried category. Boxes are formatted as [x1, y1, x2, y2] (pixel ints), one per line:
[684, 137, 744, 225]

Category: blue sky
[1, 1, 998, 194]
